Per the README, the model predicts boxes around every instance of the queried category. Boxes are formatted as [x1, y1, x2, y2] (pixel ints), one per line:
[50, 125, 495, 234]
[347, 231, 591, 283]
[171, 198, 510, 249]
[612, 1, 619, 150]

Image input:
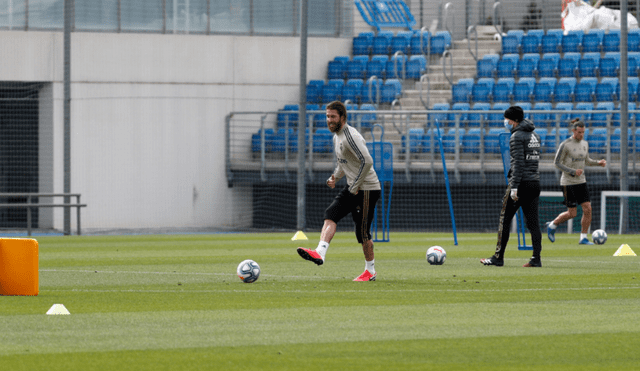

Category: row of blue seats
[431, 102, 636, 129]
[327, 54, 427, 80]
[452, 76, 638, 104]
[501, 28, 640, 54]
[252, 128, 334, 154]
[277, 103, 377, 128]
[402, 127, 636, 155]
[306, 78, 402, 105]
[353, 30, 452, 56]
[478, 52, 637, 79]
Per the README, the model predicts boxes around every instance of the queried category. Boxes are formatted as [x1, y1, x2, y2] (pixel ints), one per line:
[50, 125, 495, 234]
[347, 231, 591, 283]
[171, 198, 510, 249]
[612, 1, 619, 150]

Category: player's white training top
[331, 123, 381, 194]
[554, 136, 600, 186]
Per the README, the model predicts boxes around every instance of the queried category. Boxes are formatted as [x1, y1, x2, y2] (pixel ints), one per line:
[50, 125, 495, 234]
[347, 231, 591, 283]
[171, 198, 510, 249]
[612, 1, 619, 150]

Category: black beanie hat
[504, 106, 524, 123]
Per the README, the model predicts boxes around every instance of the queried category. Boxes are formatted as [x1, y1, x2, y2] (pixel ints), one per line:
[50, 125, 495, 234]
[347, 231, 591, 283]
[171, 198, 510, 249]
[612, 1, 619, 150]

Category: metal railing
[0, 193, 86, 236]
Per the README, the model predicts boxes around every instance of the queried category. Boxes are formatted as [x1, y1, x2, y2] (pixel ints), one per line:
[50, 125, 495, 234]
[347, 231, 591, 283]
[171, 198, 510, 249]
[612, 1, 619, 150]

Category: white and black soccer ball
[237, 259, 261, 283]
[592, 229, 607, 245]
[426, 246, 446, 265]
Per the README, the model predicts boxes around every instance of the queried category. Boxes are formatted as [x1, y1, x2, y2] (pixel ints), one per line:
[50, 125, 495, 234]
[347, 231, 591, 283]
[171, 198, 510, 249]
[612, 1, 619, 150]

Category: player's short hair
[326, 101, 347, 120]
[570, 118, 585, 129]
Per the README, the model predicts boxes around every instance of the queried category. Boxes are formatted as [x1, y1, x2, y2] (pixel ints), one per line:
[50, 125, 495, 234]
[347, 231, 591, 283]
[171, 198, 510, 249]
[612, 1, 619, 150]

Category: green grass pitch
[1, 232, 640, 370]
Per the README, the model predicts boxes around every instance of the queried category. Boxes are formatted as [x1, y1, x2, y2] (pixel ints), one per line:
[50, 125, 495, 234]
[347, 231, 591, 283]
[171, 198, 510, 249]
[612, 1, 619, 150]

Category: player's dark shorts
[562, 183, 591, 208]
[324, 186, 381, 244]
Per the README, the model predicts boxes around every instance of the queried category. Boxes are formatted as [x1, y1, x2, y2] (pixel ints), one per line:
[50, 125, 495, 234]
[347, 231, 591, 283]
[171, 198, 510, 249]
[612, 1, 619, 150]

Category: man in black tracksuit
[481, 106, 543, 267]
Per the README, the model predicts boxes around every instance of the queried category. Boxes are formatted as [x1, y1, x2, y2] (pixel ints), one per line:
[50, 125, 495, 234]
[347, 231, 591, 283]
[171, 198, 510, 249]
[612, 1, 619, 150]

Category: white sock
[366, 259, 375, 274]
[549, 222, 557, 229]
[316, 241, 329, 258]
[580, 233, 588, 240]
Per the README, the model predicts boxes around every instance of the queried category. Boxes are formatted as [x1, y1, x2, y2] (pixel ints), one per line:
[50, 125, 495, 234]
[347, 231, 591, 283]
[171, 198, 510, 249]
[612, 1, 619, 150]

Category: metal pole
[621, 0, 629, 234]
[63, 0, 73, 235]
[297, 0, 308, 231]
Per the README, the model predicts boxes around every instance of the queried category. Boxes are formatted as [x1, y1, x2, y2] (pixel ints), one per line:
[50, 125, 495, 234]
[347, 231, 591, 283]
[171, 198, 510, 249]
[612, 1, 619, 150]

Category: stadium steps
[399, 37, 500, 110]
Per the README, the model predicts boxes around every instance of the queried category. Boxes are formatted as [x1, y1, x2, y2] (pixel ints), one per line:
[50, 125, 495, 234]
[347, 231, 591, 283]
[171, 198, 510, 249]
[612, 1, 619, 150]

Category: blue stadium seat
[599, 52, 620, 77]
[442, 128, 464, 153]
[451, 78, 474, 103]
[367, 55, 388, 79]
[477, 58, 497, 78]
[558, 52, 580, 77]
[534, 128, 548, 152]
[313, 128, 333, 153]
[578, 52, 600, 78]
[314, 104, 328, 128]
[361, 78, 383, 104]
[591, 102, 615, 127]
[595, 77, 619, 102]
[575, 102, 594, 124]
[353, 32, 374, 55]
[501, 34, 519, 54]
[471, 82, 493, 103]
[430, 31, 450, 55]
[627, 77, 639, 102]
[327, 56, 348, 79]
[423, 128, 445, 152]
[533, 77, 557, 102]
[402, 127, 425, 153]
[493, 77, 515, 103]
[547, 127, 570, 152]
[372, 30, 393, 54]
[409, 30, 430, 55]
[346, 55, 368, 79]
[612, 128, 632, 153]
[485, 127, 505, 153]
[602, 30, 620, 52]
[538, 53, 561, 78]
[628, 52, 640, 77]
[462, 128, 485, 153]
[358, 103, 377, 129]
[582, 29, 604, 52]
[521, 33, 541, 53]
[574, 77, 597, 103]
[322, 79, 344, 103]
[488, 103, 510, 128]
[514, 77, 536, 102]
[497, 53, 518, 78]
[612, 102, 635, 127]
[555, 77, 577, 103]
[469, 102, 491, 127]
[271, 128, 297, 153]
[385, 55, 408, 79]
[553, 102, 574, 123]
[589, 127, 608, 153]
[541, 33, 561, 53]
[532, 102, 552, 128]
[629, 31, 640, 52]
[343, 79, 364, 103]
[519, 53, 540, 78]
[407, 55, 427, 78]
[390, 31, 412, 55]
[561, 30, 583, 53]
[306, 80, 324, 104]
[429, 103, 450, 127]
[381, 79, 402, 103]
[278, 104, 299, 128]
[450, 102, 470, 125]
[252, 128, 275, 153]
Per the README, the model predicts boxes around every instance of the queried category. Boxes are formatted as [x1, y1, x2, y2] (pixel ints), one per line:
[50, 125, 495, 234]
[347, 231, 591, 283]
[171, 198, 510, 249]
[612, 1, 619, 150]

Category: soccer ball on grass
[592, 229, 607, 245]
[426, 246, 446, 265]
[237, 259, 261, 283]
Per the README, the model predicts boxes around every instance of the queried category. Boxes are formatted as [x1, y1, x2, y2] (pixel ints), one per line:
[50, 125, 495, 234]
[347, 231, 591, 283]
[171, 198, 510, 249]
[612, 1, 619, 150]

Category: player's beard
[328, 121, 340, 133]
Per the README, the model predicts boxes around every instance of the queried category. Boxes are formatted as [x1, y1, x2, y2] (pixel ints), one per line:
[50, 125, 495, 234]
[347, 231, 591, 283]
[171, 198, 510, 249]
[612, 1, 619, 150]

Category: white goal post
[540, 191, 573, 234]
[600, 191, 640, 234]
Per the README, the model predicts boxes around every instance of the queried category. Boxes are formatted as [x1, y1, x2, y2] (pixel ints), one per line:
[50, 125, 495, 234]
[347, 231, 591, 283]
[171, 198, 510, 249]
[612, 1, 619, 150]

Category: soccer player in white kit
[297, 101, 381, 281]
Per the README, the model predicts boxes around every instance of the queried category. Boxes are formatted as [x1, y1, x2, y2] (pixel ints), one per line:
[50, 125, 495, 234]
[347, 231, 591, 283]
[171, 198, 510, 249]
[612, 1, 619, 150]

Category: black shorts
[562, 183, 591, 208]
[324, 186, 381, 244]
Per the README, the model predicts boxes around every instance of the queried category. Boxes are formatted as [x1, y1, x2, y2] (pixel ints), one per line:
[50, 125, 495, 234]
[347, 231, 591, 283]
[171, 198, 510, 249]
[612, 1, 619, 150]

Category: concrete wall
[0, 30, 351, 231]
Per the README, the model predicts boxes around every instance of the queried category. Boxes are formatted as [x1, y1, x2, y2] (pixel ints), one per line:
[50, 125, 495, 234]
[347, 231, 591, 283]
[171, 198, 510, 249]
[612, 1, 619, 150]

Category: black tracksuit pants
[494, 180, 542, 260]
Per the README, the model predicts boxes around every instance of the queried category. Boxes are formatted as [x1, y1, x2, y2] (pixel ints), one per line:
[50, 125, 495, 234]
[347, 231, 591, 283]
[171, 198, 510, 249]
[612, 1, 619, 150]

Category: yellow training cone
[613, 244, 637, 256]
[291, 231, 308, 241]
